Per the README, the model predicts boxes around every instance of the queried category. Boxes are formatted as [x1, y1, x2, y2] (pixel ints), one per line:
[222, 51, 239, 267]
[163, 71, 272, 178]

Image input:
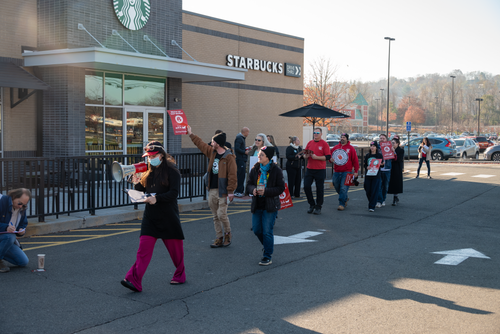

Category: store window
[0, 88, 2, 156]
[85, 71, 166, 155]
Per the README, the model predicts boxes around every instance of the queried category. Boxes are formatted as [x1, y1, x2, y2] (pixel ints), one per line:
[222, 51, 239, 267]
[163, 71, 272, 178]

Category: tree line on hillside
[303, 58, 500, 134]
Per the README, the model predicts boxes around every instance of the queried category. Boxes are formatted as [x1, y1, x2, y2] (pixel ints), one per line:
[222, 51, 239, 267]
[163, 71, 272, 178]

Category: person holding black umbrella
[303, 128, 330, 215]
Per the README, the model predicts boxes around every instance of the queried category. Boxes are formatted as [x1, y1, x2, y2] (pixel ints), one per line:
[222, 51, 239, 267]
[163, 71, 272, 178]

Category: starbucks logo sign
[113, 0, 151, 30]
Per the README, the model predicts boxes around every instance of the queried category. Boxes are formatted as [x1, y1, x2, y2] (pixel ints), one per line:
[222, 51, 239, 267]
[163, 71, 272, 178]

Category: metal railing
[0, 153, 207, 222]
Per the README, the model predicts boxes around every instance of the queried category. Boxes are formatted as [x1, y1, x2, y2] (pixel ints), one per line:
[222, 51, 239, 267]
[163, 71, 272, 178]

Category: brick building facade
[0, 0, 304, 157]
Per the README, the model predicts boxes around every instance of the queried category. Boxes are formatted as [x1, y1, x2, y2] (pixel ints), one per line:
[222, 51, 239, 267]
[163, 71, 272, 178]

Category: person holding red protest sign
[246, 146, 285, 266]
[330, 133, 359, 211]
[376, 134, 395, 208]
[363, 141, 384, 212]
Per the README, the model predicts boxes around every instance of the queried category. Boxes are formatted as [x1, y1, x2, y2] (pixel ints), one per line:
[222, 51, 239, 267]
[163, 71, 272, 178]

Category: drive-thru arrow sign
[274, 231, 323, 245]
[432, 248, 490, 265]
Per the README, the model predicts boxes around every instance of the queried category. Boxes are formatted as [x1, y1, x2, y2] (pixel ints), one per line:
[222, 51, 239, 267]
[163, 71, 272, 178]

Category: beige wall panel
[0, 0, 37, 59]
[2, 88, 37, 151]
[183, 13, 240, 35]
[182, 31, 239, 65]
[238, 27, 304, 49]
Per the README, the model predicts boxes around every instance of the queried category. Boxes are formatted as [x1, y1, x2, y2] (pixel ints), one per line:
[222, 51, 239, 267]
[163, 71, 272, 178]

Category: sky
[183, 0, 500, 82]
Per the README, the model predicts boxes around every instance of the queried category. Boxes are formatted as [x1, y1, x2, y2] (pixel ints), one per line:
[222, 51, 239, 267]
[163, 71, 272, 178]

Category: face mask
[149, 156, 162, 167]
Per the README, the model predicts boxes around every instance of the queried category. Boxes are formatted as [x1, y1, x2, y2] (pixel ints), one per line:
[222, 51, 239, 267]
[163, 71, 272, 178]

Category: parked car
[349, 133, 364, 141]
[488, 134, 498, 141]
[466, 136, 493, 152]
[403, 137, 457, 160]
[453, 138, 479, 159]
[484, 144, 500, 161]
[326, 134, 340, 140]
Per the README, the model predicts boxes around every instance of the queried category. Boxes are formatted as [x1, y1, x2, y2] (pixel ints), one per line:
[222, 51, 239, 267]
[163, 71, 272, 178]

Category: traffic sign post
[406, 122, 411, 161]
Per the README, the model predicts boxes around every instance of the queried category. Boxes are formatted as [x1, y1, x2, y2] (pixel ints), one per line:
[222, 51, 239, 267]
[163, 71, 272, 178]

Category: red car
[467, 136, 494, 152]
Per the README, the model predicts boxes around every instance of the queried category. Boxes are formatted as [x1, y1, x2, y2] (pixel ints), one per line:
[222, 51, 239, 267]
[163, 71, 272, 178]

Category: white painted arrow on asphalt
[432, 248, 490, 265]
[275, 231, 323, 245]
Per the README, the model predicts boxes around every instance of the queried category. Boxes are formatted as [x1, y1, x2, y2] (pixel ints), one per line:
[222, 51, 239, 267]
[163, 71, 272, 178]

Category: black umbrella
[279, 103, 349, 130]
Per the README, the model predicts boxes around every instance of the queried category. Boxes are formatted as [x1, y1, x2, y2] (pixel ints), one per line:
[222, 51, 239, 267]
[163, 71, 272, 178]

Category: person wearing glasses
[245, 134, 273, 192]
[330, 133, 359, 211]
[303, 128, 331, 215]
[187, 126, 237, 248]
[121, 141, 186, 292]
[246, 146, 285, 266]
[0, 188, 31, 273]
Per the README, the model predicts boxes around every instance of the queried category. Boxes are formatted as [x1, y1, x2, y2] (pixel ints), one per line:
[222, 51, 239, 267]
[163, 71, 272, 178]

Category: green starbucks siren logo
[113, 0, 151, 30]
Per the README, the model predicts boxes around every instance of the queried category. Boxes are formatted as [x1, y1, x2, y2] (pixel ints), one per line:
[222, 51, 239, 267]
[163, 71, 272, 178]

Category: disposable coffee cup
[257, 184, 265, 191]
[37, 254, 45, 269]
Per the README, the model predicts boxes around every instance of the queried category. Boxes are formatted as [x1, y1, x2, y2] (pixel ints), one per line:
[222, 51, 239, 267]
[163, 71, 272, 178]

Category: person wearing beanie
[186, 126, 237, 248]
[363, 141, 384, 212]
[330, 133, 359, 211]
[246, 146, 285, 266]
[234, 127, 250, 197]
[285, 136, 303, 198]
[303, 128, 331, 215]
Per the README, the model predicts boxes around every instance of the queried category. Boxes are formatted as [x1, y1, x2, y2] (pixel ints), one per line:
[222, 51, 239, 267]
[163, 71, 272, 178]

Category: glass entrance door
[125, 108, 165, 155]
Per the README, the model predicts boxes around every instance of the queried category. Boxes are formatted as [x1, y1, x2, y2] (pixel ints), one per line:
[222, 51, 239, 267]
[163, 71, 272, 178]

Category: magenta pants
[125, 235, 185, 291]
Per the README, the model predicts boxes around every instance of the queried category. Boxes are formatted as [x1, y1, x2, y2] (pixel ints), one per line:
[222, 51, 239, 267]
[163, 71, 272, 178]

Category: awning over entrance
[0, 62, 50, 90]
[22, 47, 246, 82]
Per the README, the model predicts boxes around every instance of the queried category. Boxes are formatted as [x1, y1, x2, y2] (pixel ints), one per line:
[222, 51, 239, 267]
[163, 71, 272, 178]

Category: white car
[454, 137, 479, 159]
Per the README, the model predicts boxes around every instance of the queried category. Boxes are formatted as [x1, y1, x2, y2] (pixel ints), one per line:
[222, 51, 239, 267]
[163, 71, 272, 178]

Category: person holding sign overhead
[364, 141, 384, 212]
[246, 146, 285, 266]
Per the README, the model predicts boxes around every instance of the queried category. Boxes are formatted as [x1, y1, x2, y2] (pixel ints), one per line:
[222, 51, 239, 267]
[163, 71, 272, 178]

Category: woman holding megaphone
[121, 141, 186, 292]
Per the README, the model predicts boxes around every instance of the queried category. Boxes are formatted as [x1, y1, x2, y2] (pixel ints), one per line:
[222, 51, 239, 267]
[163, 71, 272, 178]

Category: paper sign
[279, 183, 293, 210]
[344, 172, 354, 186]
[380, 141, 395, 160]
[167, 109, 188, 135]
[366, 159, 382, 176]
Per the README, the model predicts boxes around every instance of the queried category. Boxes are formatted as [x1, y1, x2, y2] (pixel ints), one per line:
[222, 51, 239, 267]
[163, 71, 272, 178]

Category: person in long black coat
[285, 136, 303, 198]
[388, 137, 404, 206]
[121, 141, 185, 292]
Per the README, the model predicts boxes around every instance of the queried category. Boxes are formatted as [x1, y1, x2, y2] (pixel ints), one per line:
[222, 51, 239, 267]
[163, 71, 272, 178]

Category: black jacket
[246, 162, 285, 213]
[286, 145, 303, 169]
[234, 133, 248, 162]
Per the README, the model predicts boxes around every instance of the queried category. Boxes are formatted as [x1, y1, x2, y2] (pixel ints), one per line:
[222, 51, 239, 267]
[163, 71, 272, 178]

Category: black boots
[392, 195, 399, 206]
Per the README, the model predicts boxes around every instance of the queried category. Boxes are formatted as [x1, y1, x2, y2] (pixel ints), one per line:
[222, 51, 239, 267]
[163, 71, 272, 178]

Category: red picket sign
[344, 172, 354, 186]
[380, 141, 395, 160]
[279, 183, 294, 210]
[167, 109, 188, 135]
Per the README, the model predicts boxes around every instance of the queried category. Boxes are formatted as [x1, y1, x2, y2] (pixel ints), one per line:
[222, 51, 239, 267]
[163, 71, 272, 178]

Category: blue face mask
[149, 156, 162, 167]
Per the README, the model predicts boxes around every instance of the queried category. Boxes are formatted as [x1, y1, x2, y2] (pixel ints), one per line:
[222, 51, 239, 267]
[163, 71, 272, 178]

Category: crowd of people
[0, 129, 433, 293]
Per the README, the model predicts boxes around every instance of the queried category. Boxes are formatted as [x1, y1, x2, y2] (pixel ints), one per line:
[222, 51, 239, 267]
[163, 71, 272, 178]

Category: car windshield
[455, 139, 464, 146]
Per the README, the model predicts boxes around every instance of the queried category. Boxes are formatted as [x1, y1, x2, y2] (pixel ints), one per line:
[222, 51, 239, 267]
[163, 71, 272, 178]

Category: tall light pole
[476, 98, 483, 135]
[384, 37, 395, 135]
[450, 75, 456, 135]
[434, 96, 438, 130]
[375, 98, 380, 133]
[380, 88, 384, 133]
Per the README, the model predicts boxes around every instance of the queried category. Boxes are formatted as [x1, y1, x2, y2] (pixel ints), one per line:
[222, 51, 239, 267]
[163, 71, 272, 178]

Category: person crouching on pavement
[330, 133, 359, 211]
[186, 125, 237, 248]
[0, 188, 31, 273]
[246, 146, 285, 266]
[364, 141, 384, 212]
[121, 142, 185, 292]
[303, 128, 331, 215]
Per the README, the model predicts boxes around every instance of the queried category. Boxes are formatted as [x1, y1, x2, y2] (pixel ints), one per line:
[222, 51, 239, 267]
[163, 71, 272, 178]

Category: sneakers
[313, 208, 321, 215]
[337, 205, 345, 211]
[223, 232, 231, 247]
[427, 175, 432, 179]
[382, 201, 386, 207]
[415, 175, 419, 178]
[0, 260, 10, 273]
[259, 257, 272, 266]
[210, 237, 223, 248]
[234, 192, 244, 198]
[376, 202, 382, 208]
[307, 206, 315, 214]
[369, 209, 375, 212]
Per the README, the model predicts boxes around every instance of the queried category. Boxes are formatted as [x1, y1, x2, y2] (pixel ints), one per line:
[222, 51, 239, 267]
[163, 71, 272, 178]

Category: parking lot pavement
[2, 163, 500, 333]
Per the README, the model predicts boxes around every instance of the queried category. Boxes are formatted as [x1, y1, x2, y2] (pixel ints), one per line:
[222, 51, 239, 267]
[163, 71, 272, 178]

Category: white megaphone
[112, 161, 148, 182]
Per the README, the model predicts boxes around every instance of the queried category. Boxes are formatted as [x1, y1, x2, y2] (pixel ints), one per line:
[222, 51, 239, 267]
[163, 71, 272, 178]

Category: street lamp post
[476, 98, 483, 135]
[375, 98, 380, 133]
[384, 37, 395, 136]
[379, 88, 384, 133]
[450, 75, 456, 135]
[434, 96, 438, 130]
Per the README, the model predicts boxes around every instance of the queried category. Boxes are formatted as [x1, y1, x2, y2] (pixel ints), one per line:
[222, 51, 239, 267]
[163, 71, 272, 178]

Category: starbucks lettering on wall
[113, 0, 151, 30]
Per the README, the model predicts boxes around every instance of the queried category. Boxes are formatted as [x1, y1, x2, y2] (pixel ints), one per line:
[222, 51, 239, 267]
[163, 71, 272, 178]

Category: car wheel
[462, 152, 467, 159]
[475, 152, 479, 160]
[432, 151, 443, 161]
[492, 152, 500, 161]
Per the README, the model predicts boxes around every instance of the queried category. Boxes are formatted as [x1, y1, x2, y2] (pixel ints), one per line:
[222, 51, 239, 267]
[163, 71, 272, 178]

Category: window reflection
[124, 75, 165, 106]
[105, 108, 123, 151]
[85, 106, 104, 151]
[148, 113, 164, 144]
[105, 73, 123, 105]
[127, 112, 143, 155]
[85, 71, 103, 104]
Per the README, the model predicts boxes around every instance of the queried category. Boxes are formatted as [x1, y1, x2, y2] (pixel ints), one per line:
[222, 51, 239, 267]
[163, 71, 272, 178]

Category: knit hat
[370, 140, 379, 148]
[260, 146, 275, 161]
[212, 132, 226, 147]
[341, 133, 349, 141]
